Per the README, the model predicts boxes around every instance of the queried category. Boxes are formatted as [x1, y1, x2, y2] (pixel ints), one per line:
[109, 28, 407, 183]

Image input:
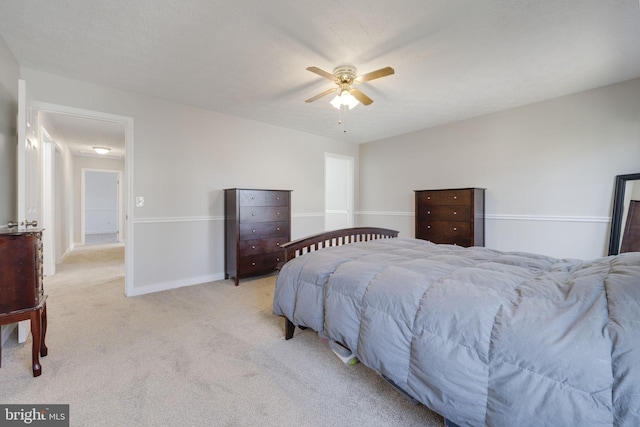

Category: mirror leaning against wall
[609, 173, 640, 255]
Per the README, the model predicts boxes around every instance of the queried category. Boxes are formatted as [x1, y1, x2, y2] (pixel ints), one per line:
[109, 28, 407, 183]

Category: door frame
[33, 101, 135, 296]
[40, 127, 59, 276]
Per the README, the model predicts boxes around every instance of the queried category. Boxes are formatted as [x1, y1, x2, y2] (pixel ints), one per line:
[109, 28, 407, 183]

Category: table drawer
[416, 189, 472, 206]
[0, 232, 40, 312]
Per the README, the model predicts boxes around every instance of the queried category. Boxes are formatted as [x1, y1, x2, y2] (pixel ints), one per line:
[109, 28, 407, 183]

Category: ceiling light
[330, 90, 359, 110]
[93, 147, 111, 155]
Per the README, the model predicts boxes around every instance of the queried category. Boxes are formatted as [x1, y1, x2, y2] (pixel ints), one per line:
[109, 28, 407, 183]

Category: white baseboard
[126, 273, 226, 297]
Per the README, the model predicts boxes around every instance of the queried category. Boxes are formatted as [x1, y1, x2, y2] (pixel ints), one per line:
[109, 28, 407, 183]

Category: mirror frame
[608, 173, 640, 255]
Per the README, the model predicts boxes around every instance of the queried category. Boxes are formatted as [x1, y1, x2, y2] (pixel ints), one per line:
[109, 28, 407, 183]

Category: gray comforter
[272, 238, 640, 427]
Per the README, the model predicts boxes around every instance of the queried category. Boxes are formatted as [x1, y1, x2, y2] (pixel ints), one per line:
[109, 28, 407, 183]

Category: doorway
[34, 101, 134, 296]
[324, 153, 354, 231]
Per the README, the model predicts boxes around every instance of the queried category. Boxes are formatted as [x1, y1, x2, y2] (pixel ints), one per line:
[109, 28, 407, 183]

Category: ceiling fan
[305, 65, 394, 108]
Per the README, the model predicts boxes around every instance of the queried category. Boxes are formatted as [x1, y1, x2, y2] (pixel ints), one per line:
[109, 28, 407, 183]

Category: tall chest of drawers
[415, 188, 485, 247]
[224, 189, 291, 285]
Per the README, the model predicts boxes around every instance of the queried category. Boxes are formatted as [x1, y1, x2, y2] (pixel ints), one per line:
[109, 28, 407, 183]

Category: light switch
[135, 196, 145, 207]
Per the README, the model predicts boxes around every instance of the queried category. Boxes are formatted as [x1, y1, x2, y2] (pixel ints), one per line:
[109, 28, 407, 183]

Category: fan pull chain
[338, 105, 347, 133]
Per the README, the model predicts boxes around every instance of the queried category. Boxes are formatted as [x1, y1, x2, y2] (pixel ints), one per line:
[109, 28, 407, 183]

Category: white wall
[38, 115, 76, 260]
[21, 68, 358, 295]
[359, 79, 640, 260]
[0, 36, 19, 346]
[0, 36, 18, 227]
[54, 147, 73, 263]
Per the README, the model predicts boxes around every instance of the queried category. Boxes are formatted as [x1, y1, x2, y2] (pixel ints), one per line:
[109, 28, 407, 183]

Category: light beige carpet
[0, 244, 444, 427]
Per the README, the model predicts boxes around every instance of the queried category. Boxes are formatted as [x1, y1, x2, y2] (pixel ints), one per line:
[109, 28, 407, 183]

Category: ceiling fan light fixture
[330, 90, 359, 110]
[93, 146, 111, 155]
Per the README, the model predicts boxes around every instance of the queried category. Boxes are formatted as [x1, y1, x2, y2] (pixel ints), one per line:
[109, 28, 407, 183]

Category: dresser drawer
[239, 236, 287, 255]
[239, 190, 290, 207]
[240, 206, 289, 223]
[422, 234, 472, 247]
[416, 189, 471, 206]
[239, 221, 289, 240]
[417, 205, 471, 221]
[239, 252, 285, 275]
[416, 220, 470, 237]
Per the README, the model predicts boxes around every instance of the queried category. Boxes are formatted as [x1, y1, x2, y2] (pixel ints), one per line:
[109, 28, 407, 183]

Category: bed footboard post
[285, 318, 295, 340]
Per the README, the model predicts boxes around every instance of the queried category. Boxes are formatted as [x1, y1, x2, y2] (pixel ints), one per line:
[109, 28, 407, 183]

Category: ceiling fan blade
[307, 66, 337, 81]
[355, 66, 395, 83]
[305, 87, 337, 103]
[350, 88, 373, 106]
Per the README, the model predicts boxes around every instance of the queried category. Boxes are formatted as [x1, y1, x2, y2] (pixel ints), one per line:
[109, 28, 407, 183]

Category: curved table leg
[29, 309, 42, 377]
[40, 303, 48, 357]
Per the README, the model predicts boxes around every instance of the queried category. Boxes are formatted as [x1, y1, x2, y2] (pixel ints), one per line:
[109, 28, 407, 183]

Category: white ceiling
[42, 113, 126, 158]
[1, 0, 640, 153]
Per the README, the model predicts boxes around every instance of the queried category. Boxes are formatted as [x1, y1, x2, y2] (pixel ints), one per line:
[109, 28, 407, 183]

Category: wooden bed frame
[279, 227, 399, 339]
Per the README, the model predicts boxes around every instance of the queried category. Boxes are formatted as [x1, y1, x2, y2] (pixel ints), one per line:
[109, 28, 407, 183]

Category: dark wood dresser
[415, 188, 485, 247]
[0, 229, 48, 376]
[224, 189, 292, 285]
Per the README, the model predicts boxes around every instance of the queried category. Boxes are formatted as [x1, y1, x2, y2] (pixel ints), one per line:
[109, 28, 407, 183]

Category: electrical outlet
[135, 196, 145, 207]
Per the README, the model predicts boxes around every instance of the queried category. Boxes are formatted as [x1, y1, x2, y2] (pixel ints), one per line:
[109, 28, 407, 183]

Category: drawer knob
[252, 229, 256, 233]
[276, 227, 280, 231]
[276, 242, 280, 246]
[252, 262, 256, 266]
[277, 212, 280, 215]
[251, 245, 256, 249]
[453, 211, 457, 215]
[427, 196, 431, 199]
[427, 211, 431, 214]
[453, 227, 457, 231]
[252, 212, 256, 216]
[453, 196, 457, 199]
[427, 225, 431, 229]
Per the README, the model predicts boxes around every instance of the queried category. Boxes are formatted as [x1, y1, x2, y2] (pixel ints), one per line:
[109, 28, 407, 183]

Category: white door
[16, 79, 42, 342]
[324, 153, 354, 230]
[82, 170, 121, 245]
[17, 80, 41, 228]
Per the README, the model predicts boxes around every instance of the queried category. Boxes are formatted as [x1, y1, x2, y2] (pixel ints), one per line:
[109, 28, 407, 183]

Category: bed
[272, 227, 640, 427]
